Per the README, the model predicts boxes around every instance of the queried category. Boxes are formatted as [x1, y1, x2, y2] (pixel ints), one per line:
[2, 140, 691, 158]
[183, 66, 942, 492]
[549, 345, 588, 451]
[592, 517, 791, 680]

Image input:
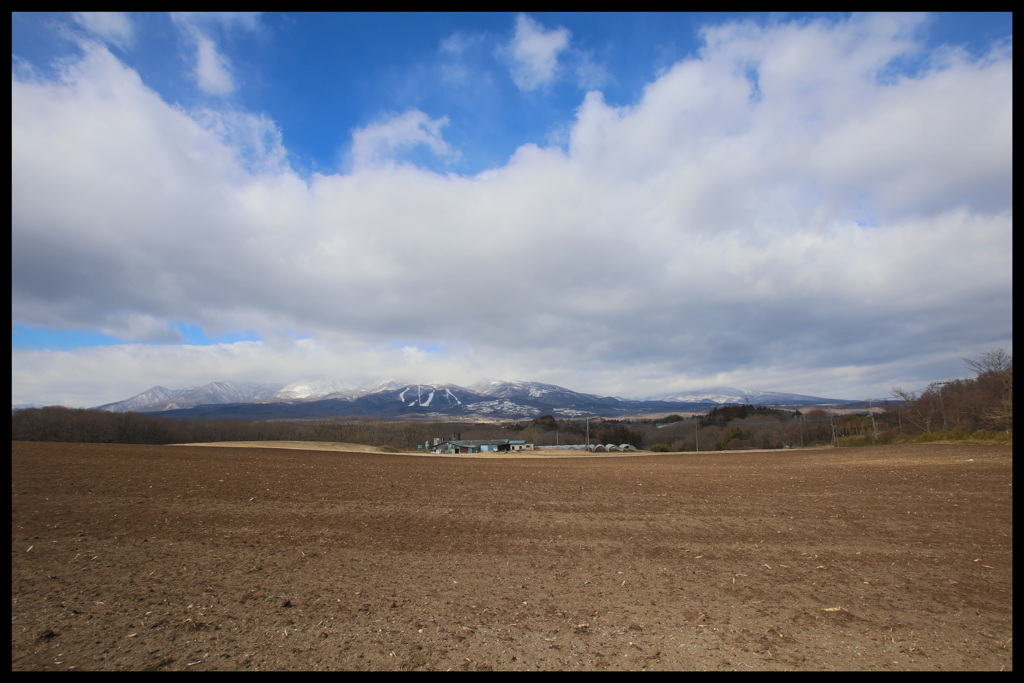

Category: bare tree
[964, 348, 1012, 432]
[890, 387, 941, 433]
[964, 348, 1012, 376]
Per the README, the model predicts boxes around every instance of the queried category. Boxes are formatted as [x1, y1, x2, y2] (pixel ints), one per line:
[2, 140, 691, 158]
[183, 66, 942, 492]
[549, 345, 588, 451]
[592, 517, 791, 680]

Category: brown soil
[11, 441, 1013, 671]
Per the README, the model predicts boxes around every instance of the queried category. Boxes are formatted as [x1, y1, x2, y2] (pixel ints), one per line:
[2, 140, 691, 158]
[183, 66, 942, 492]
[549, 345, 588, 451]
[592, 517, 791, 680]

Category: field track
[11, 441, 1013, 670]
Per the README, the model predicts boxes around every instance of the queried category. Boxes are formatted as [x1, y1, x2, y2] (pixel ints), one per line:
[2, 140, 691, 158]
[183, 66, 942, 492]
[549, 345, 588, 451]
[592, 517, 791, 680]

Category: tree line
[887, 348, 1012, 437]
[10, 407, 451, 448]
[514, 349, 1012, 451]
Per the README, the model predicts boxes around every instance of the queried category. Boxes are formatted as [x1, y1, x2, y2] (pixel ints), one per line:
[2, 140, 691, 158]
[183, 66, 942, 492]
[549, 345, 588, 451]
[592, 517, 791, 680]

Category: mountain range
[91, 378, 857, 421]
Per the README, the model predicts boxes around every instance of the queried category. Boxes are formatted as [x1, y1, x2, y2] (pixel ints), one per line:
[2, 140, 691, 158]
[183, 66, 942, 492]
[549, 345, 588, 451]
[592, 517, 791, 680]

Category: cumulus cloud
[349, 109, 456, 170]
[502, 13, 571, 91]
[192, 108, 289, 174]
[192, 32, 235, 95]
[170, 12, 261, 96]
[11, 15, 1013, 406]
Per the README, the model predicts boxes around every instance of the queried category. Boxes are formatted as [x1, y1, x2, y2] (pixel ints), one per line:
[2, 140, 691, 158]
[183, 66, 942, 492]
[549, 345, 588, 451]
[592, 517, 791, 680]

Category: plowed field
[11, 441, 1012, 670]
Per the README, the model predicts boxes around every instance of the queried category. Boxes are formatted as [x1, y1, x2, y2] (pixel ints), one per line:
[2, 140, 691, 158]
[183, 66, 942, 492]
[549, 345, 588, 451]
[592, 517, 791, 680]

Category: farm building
[535, 444, 638, 452]
[426, 438, 535, 454]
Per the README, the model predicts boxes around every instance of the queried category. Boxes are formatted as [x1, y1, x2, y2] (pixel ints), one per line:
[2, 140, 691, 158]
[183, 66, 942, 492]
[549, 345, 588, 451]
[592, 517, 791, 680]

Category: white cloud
[11, 16, 1013, 406]
[72, 12, 134, 49]
[170, 12, 261, 33]
[170, 12, 261, 96]
[13, 342, 284, 407]
[349, 109, 456, 170]
[571, 49, 611, 90]
[193, 32, 235, 95]
[502, 13, 571, 91]
[193, 108, 289, 174]
[440, 30, 483, 56]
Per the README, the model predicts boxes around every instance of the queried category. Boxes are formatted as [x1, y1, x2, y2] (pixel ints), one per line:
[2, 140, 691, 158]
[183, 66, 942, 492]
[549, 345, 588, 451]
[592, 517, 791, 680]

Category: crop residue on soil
[11, 441, 1013, 670]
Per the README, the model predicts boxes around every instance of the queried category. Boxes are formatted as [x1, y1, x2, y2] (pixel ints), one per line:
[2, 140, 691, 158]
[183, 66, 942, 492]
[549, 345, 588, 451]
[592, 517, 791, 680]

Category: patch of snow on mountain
[372, 378, 410, 392]
[647, 386, 843, 405]
[467, 399, 541, 417]
[276, 378, 357, 400]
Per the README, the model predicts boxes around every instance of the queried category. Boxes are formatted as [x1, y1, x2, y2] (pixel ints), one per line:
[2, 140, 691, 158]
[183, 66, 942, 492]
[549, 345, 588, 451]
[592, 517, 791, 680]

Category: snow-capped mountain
[92, 378, 855, 419]
[469, 379, 621, 410]
[360, 378, 417, 393]
[470, 379, 585, 400]
[469, 378, 549, 397]
[11, 402, 51, 411]
[96, 385, 180, 412]
[647, 386, 842, 405]
[275, 378, 363, 400]
[96, 381, 286, 412]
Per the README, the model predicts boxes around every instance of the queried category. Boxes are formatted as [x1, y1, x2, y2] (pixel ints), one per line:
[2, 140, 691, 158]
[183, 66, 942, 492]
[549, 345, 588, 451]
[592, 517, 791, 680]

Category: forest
[11, 350, 1010, 450]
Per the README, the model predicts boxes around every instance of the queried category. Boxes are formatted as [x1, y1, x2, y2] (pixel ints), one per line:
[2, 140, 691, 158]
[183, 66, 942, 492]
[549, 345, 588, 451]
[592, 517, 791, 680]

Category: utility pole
[867, 398, 878, 441]
[694, 416, 700, 452]
[931, 381, 952, 433]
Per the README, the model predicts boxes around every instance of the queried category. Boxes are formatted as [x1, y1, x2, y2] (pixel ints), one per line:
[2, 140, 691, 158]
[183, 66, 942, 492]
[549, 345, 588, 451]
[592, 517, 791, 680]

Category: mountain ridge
[89, 378, 857, 420]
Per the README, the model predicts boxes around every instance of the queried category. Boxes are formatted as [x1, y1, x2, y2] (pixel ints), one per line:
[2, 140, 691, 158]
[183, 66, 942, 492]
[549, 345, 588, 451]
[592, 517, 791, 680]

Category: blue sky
[11, 12, 1013, 407]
